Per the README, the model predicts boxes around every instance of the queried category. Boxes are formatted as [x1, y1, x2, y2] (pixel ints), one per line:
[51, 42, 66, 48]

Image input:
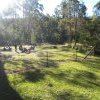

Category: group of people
[14, 44, 36, 53]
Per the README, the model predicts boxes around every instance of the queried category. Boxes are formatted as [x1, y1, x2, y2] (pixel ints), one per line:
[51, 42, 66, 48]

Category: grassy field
[0, 45, 100, 100]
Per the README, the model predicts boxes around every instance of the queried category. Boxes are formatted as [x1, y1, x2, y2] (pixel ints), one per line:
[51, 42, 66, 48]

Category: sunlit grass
[0, 45, 100, 100]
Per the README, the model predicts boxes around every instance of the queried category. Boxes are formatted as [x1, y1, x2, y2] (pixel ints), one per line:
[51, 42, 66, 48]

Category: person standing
[15, 44, 17, 52]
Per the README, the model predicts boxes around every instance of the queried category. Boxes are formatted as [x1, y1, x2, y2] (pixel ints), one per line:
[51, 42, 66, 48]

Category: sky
[0, 0, 99, 16]
[40, 0, 100, 16]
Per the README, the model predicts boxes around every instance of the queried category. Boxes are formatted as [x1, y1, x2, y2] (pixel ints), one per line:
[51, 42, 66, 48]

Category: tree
[0, 0, 44, 45]
[94, 1, 100, 16]
[22, 0, 44, 44]
[79, 17, 100, 48]
[54, 0, 87, 44]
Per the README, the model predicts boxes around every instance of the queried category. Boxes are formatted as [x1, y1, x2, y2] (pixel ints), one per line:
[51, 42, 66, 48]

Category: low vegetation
[0, 45, 100, 100]
[0, 0, 100, 99]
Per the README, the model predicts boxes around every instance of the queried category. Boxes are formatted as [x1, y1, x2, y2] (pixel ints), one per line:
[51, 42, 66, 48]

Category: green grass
[0, 45, 100, 100]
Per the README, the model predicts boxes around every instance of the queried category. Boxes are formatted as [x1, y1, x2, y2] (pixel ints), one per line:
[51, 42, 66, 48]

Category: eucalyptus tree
[1, 2, 23, 45]
[22, 0, 44, 44]
[55, 0, 87, 44]
[0, 0, 44, 45]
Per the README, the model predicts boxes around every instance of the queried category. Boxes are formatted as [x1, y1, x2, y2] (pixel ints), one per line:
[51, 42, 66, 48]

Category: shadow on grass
[22, 69, 95, 99]
[37, 52, 58, 68]
[43, 70, 99, 99]
[0, 54, 12, 60]
[21, 59, 34, 67]
[57, 91, 73, 100]
[39, 59, 58, 68]
[79, 59, 100, 70]
[23, 69, 45, 82]
[21, 59, 58, 82]
[0, 61, 23, 100]
[45, 70, 100, 89]
[6, 59, 36, 69]
[56, 91, 89, 100]
[14, 58, 58, 68]
[71, 71, 100, 88]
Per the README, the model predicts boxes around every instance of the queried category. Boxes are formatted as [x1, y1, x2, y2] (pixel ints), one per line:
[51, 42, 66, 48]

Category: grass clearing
[0, 45, 100, 100]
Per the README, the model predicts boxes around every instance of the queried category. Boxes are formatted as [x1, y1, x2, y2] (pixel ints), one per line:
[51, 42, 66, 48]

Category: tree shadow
[71, 71, 100, 88]
[39, 59, 58, 68]
[6, 59, 35, 69]
[43, 70, 99, 99]
[0, 61, 23, 100]
[45, 70, 100, 89]
[21, 59, 34, 67]
[19, 58, 58, 83]
[37, 52, 58, 68]
[57, 91, 73, 100]
[0, 54, 12, 60]
[6, 58, 58, 83]
[22, 69, 45, 82]
[78, 59, 100, 70]
[56, 91, 89, 100]
[5, 60, 20, 66]
[30, 69, 94, 100]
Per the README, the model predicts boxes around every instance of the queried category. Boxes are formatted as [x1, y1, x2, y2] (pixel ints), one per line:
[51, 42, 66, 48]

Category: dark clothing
[19, 45, 22, 50]
[15, 45, 17, 51]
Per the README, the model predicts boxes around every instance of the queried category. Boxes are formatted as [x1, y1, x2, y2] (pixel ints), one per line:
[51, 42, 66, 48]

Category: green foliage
[94, 1, 100, 16]
[78, 17, 100, 47]
[31, 34, 36, 44]
[0, 0, 99, 47]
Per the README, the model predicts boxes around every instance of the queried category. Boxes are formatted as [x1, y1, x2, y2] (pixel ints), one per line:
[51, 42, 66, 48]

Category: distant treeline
[0, 0, 100, 47]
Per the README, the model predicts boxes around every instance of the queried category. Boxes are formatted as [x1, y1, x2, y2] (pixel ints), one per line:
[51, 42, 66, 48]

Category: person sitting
[19, 45, 28, 53]
[23, 47, 28, 52]
[19, 45, 23, 50]
[3, 46, 12, 51]
[29, 45, 35, 50]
